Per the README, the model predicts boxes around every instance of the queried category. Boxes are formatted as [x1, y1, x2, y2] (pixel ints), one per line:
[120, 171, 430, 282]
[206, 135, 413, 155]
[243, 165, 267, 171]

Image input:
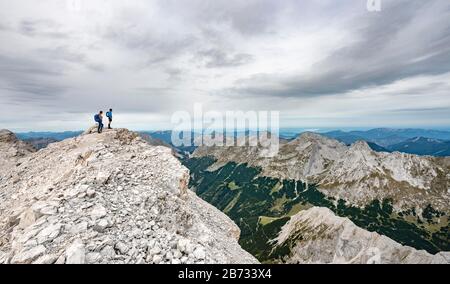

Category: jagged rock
[90, 205, 107, 220]
[0, 129, 36, 172]
[65, 239, 86, 264]
[100, 246, 116, 258]
[86, 189, 96, 198]
[193, 247, 206, 260]
[93, 219, 110, 233]
[177, 238, 189, 253]
[0, 129, 257, 264]
[36, 223, 62, 244]
[171, 258, 181, 264]
[33, 254, 58, 264]
[115, 242, 129, 255]
[68, 222, 88, 235]
[11, 245, 46, 264]
[86, 252, 102, 264]
[18, 209, 38, 229]
[152, 254, 163, 264]
[55, 255, 65, 264]
[273, 207, 450, 264]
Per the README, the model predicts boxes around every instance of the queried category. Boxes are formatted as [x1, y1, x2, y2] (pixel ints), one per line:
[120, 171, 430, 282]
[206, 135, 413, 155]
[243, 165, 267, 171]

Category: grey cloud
[160, 0, 282, 36]
[2, 81, 66, 101]
[104, 23, 197, 67]
[231, 0, 450, 98]
[390, 107, 450, 113]
[1, 0, 449, 130]
[33, 46, 105, 72]
[165, 67, 184, 80]
[101, 0, 279, 70]
[196, 49, 253, 68]
[0, 54, 67, 104]
[19, 19, 68, 39]
[0, 54, 64, 77]
[35, 46, 86, 63]
[0, 21, 11, 31]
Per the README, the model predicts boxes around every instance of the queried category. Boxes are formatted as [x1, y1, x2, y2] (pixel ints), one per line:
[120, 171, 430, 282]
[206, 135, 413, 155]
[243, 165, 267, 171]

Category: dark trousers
[108, 118, 112, 129]
[98, 121, 104, 133]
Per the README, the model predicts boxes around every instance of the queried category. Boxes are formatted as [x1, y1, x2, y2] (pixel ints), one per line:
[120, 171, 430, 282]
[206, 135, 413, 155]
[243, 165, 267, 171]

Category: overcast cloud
[0, 0, 449, 131]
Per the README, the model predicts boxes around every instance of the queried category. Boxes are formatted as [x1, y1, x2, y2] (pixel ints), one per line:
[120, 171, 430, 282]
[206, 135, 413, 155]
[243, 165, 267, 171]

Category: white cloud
[0, 0, 449, 131]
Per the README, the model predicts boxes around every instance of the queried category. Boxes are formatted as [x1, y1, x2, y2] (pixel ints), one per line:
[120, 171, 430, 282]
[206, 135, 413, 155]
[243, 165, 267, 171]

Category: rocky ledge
[273, 207, 450, 264]
[0, 128, 258, 264]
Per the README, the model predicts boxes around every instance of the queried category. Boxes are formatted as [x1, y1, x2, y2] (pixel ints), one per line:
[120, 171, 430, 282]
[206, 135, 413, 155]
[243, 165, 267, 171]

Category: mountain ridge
[192, 132, 450, 211]
[0, 128, 258, 264]
[273, 207, 450, 264]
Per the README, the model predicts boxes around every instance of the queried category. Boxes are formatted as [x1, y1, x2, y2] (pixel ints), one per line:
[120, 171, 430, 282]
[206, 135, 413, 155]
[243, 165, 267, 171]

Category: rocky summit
[0, 128, 258, 264]
[0, 129, 36, 173]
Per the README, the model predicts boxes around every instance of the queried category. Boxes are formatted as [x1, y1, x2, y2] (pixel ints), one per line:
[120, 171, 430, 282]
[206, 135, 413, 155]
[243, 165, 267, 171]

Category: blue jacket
[106, 111, 113, 119]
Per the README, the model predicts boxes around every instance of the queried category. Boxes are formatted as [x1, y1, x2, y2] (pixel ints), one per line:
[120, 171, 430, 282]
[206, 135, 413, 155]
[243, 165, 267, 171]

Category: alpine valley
[183, 132, 450, 263]
[1, 128, 449, 264]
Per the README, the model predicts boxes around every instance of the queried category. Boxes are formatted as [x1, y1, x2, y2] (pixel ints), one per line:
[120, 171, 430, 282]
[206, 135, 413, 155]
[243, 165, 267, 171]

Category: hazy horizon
[11, 126, 450, 134]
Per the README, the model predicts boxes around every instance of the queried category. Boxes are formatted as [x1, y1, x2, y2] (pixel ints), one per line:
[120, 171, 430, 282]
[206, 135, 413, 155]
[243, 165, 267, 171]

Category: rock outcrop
[0, 129, 36, 172]
[273, 207, 450, 264]
[0, 128, 258, 264]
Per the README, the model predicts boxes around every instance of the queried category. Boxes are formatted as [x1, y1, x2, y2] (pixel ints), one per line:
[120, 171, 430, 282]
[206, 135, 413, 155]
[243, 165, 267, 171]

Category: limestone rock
[11, 245, 46, 264]
[273, 207, 450, 264]
[0, 128, 258, 264]
[65, 239, 86, 264]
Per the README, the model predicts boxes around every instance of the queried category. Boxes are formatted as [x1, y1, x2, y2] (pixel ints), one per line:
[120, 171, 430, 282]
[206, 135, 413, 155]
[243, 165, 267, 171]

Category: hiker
[106, 109, 113, 129]
[94, 111, 104, 133]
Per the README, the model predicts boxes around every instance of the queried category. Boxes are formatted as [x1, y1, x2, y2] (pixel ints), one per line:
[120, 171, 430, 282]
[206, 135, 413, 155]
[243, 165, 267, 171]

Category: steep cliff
[273, 207, 450, 264]
[0, 128, 257, 264]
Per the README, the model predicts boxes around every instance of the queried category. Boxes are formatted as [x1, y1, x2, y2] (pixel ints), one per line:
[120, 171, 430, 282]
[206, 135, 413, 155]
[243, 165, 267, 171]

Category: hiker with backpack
[94, 111, 104, 133]
[106, 109, 113, 129]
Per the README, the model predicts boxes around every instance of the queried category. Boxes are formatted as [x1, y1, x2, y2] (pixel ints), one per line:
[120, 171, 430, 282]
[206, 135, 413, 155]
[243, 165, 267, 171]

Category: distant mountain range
[22, 137, 59, 150]
[389, 137, 450, 156]
[13, 128, 450, 157]
[321, 128, 450, 157]
[16, 131, 83, 141]
[15, 131, 83, 150]
[186, 131, 450, 262]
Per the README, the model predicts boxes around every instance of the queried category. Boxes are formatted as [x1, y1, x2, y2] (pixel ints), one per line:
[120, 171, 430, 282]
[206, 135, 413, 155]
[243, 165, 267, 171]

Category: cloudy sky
[0, 0, 449, 131]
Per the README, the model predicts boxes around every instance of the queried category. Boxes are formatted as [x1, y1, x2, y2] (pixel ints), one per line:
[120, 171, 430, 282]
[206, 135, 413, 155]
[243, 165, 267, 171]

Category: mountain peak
[291, 132, 344, 147]
[0, 129, 36, 171]
[0, 129, 18, 143]
[274, 207, 450, 264]
[297, 131, 325, 140]
[349, 140, 372, 152]
[0, 128, 258, 264]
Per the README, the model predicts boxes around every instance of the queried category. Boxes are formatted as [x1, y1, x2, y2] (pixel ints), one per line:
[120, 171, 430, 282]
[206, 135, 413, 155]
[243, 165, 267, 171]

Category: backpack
[94, 114, 100, 122]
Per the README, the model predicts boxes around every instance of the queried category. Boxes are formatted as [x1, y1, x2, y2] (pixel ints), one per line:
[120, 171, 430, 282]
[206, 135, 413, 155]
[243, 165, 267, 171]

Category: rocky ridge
[0, 128, 258, 264]
[273, 207, 450, 264]
[0, 129, 36, 172]
[193, 132, 450, 211]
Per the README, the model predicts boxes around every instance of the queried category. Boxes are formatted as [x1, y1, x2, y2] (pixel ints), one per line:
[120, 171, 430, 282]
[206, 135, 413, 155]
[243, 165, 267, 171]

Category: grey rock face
[273, 207, 450, 264]
[65, 239, 86, 264]
[0, 128, 258, 264]
[0, 129, 36, 173]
